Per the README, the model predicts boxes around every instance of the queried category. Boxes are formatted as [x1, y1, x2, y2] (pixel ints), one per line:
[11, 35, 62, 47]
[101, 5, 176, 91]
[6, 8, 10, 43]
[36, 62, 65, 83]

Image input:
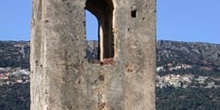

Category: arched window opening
[86, 0, 114, 63]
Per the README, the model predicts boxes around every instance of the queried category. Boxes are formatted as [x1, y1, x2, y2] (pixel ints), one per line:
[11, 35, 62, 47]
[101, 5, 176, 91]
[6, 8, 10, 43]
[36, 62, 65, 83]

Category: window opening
[131, 10, 137, 18]
[85, 0, 114, 64]
[131, 4, 137, 18]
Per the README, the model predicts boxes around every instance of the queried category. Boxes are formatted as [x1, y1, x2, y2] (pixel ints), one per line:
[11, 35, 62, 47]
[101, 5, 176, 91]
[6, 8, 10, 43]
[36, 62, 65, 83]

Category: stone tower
[30, 0, 156, 110]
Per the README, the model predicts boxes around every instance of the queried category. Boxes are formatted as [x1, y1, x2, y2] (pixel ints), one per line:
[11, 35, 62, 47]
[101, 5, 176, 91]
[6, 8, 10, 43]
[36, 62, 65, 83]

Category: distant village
[0, 67, 30, 85]
[1, 64, 220, 89]
[156, 63, 220, 88]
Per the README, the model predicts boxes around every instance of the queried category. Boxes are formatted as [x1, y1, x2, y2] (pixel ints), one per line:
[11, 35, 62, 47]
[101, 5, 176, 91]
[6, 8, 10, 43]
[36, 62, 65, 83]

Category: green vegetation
[0, 41, 29, 68]
[0, 83, 30, 110]
[156, 87, 220, 110]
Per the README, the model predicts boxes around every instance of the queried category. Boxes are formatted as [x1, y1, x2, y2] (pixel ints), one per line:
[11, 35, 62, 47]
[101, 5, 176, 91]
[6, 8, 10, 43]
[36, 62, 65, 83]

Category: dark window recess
[131, 10, 137, 18]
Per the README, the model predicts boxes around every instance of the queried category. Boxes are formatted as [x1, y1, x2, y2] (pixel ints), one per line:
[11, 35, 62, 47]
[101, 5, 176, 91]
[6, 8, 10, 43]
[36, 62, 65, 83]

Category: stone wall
[31, 0, 156, 110]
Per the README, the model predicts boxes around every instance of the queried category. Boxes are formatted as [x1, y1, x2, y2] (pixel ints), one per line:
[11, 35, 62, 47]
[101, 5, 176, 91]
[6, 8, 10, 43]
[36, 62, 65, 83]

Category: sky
[157, 0, 220, 44]
[0, 0, 219, 44]
[0, 0, 31, 41]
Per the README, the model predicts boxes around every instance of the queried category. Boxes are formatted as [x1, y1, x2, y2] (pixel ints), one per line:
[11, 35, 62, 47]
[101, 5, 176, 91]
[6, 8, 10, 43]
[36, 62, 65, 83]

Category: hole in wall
[85, 0, 115, 63]
[131, 4, 137, 18]
[131, 10, 137, 18]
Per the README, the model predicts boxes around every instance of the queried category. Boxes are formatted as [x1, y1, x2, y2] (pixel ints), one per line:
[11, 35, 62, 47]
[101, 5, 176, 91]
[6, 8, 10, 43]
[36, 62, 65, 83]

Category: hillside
[157, 40, 220, 67]
[1, 40, 220, 68]
[0, 40, 220, 110]
[0, 41, 30, 68]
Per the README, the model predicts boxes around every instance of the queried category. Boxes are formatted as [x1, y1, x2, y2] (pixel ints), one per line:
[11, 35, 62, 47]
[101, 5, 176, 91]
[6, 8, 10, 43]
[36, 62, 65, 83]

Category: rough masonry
[30, 0, 156, 110]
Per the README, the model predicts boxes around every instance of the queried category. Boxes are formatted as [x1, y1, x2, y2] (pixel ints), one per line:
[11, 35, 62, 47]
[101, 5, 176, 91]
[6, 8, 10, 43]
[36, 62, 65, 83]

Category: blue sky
[0, 0, 219, 44]
[157, 0, 220, 44]
[0, 0, 31, 41]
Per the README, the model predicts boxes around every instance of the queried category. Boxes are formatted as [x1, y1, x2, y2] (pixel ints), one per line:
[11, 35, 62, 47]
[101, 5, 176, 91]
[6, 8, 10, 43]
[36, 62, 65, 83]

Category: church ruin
[30, 0, 156, 109]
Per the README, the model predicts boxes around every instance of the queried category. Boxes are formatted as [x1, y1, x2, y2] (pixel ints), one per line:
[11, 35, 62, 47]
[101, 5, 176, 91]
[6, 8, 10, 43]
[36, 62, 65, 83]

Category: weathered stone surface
[31, 0, 156, 110]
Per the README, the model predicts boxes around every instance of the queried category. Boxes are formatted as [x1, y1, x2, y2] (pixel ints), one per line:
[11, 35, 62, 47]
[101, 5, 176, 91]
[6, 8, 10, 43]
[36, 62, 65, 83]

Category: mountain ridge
[1, 40, 219, 68]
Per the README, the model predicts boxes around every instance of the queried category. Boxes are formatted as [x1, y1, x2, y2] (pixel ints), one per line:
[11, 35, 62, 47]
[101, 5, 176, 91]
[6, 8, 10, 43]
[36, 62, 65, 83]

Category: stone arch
[86, 0, 114, 61]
